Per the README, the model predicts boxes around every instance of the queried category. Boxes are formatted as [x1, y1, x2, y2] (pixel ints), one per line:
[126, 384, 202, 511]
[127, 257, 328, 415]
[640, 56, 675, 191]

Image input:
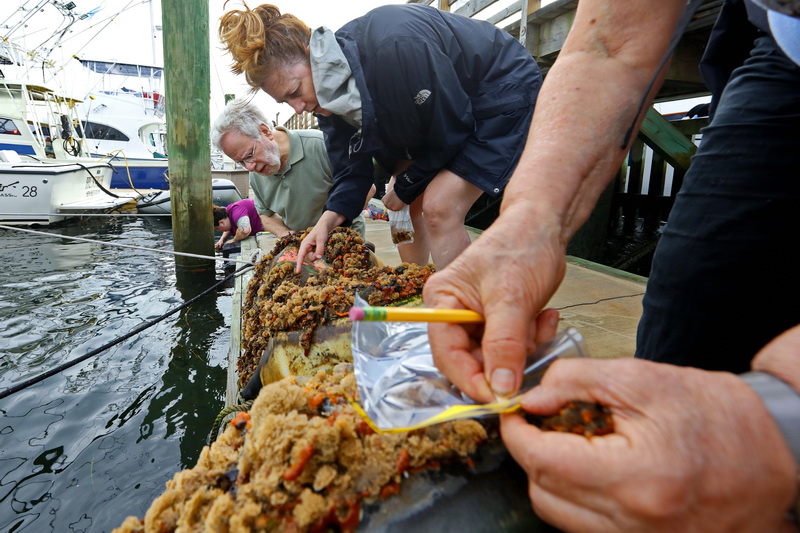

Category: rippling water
[0, 217, 232, 532]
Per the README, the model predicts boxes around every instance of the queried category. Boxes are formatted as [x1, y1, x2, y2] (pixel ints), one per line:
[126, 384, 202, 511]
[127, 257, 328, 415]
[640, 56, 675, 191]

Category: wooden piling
[162, 0, 214, 268]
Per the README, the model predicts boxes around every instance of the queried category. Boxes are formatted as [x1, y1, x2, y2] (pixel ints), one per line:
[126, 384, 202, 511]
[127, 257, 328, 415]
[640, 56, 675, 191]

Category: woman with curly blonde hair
[219, 2, 541, 270]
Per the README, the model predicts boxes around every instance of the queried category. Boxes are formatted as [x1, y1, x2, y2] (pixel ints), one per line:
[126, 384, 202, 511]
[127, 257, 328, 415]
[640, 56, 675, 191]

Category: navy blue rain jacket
[318, 3, 541, 223]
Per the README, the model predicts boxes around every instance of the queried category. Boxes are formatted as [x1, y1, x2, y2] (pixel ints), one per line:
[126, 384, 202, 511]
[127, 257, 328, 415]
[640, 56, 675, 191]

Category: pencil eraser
[349, 307, 365, 321]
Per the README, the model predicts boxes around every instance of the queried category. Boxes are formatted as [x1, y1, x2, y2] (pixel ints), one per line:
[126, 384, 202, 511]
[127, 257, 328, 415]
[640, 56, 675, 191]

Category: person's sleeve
[227, 203, 244, 223]
[374, 37, 474, 204]
[318, 115, 376, 224]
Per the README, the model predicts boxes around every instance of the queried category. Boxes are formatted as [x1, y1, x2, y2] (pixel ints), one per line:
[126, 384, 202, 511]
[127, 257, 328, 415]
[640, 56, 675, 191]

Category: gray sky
[4, 0, 405, 122]
[5, 0, 702, 123]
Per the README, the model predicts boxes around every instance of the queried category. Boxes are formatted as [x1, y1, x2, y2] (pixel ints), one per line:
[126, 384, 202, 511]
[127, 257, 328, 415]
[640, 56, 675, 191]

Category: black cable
[63, 137, 82, 157]
[78, 161, 120, 198]
[0, 262, 252, 401]
[620, 0, 705, 149]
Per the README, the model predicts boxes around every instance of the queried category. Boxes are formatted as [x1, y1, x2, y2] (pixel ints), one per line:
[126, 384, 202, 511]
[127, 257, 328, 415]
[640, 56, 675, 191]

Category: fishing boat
[0, 77, 140, 225]
[0, 78, 92, 160]
[3, 2, 250, 201]
[0, 150, 136, 225]
[76, 68, 171, 189]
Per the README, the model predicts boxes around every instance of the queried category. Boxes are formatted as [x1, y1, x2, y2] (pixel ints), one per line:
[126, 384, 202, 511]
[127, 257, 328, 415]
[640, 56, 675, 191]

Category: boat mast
[149, 0, 160, 67]
[2, 0, 51, 41]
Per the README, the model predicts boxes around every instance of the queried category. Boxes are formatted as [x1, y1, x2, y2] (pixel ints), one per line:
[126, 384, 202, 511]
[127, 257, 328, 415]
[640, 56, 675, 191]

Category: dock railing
[616, 112, 708, 235]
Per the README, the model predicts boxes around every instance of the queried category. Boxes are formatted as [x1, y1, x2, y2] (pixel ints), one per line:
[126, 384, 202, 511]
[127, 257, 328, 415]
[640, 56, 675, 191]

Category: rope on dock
[0, 261, 254, 401]
[0, 212, 172, 217]
[0, 223, 255, 265]
[209, 400, 255, 442]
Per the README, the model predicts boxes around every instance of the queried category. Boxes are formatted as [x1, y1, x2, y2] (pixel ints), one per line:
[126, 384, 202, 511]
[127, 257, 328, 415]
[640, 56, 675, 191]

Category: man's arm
[425, 0, 689, 400]
[231, 215, 252, 242]
[215, 230, 230, 250]
[259, 213, 291, 238]
[503, 1, 685, 241]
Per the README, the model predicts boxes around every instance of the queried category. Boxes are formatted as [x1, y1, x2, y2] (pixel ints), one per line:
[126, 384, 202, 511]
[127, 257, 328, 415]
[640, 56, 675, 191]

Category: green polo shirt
[250, 128, 365, 237]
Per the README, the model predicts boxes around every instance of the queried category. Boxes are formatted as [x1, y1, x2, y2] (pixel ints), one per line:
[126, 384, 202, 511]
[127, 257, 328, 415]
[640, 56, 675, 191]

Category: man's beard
[257, 144, 282, 175]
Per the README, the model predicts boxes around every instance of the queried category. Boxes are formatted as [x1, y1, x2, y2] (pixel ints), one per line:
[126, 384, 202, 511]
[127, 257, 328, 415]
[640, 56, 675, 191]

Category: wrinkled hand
[500, 358, 797, 532]
[382, 188, 405, 211]
[423, 203, 567, 401]
[296, 215, 337, 274]
[296, 227, 326, 273]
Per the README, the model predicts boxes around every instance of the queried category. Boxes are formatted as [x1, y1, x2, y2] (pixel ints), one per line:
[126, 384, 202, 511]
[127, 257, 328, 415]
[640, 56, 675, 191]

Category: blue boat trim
[109, 161, 170, 189]
[0, 143, 36, 155]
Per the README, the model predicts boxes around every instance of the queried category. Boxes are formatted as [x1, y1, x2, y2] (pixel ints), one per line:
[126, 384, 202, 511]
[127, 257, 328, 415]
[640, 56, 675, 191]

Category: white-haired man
[211, 98, 370, 238]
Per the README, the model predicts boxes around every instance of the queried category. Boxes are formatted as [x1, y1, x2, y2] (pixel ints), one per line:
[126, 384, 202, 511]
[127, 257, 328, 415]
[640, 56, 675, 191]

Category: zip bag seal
[349, 294, 588, 432]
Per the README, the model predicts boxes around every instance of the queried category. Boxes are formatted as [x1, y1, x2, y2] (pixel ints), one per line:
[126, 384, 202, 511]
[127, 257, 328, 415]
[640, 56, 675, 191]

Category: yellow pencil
[348, 306, 483, 323]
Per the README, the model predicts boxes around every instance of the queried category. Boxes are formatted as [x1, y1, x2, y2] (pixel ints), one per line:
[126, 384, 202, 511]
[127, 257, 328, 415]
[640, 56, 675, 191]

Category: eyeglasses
[238, 138, 258, 166]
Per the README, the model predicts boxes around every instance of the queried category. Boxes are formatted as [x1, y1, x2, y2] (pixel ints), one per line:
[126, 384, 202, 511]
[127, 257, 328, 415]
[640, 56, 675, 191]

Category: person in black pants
[637, 16, 800, 373]
[424, 0, 800, 530]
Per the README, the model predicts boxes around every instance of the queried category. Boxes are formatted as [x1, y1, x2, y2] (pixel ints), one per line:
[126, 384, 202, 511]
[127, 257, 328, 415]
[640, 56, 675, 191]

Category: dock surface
[226, 219, 645, 404]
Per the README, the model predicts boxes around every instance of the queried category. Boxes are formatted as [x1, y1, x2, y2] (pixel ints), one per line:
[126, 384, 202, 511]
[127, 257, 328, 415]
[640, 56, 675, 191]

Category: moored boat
[0, 151, 137, 225]
[0, 78, 91, 161]
[76, 74, 171, 189]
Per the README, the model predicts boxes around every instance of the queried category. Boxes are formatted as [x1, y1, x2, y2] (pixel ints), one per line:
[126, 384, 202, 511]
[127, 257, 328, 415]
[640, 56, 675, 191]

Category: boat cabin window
[0, 118, 21, 135]
[29, 124, 51, 138]
[80, 121, 130, 142]
[0, 86, 24, 103]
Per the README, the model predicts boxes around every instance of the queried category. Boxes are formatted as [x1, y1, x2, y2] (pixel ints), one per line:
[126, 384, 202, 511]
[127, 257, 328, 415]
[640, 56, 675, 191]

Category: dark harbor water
[0, 216, 232, 532]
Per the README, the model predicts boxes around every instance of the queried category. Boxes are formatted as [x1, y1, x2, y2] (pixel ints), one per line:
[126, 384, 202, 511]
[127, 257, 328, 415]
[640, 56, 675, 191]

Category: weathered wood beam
[637, 108, 697, 171]
[519, 1, 528, 45]
[486, 1, 522, 25]
[669, 117, 708, 137]
[409, 0, 715, 99]
[523, 4, 576, 63]
[663, 32, 708, 88]
[162, 0, 213, 265]
[515, 0, 713, 97]
[453, 0, 502, 19]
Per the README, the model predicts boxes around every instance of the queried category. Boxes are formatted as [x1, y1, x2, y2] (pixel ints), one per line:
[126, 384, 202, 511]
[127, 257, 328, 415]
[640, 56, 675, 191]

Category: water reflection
[142, 265, 227, 465]
[0, 217, 231, 531]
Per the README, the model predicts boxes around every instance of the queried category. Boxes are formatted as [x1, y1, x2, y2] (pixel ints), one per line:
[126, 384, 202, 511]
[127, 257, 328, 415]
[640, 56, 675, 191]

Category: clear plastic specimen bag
[350, 295, 588, 432]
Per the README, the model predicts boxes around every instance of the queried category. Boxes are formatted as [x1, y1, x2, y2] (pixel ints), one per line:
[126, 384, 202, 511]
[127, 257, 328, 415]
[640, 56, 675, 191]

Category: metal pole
[519, 0, 530, 47]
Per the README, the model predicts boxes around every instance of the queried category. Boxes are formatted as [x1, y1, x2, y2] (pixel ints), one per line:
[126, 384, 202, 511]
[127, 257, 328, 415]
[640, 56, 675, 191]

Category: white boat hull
[136, 178, 243, 215]
[0, 160, 138, 225]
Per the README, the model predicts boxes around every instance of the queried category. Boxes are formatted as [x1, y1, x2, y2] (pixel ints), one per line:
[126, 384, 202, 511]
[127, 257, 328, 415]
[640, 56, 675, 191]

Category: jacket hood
[309, 27, 362, 129]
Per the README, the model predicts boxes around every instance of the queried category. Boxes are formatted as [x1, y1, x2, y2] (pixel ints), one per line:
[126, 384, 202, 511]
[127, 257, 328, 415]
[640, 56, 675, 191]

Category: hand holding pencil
[348, 305, 484, 323]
